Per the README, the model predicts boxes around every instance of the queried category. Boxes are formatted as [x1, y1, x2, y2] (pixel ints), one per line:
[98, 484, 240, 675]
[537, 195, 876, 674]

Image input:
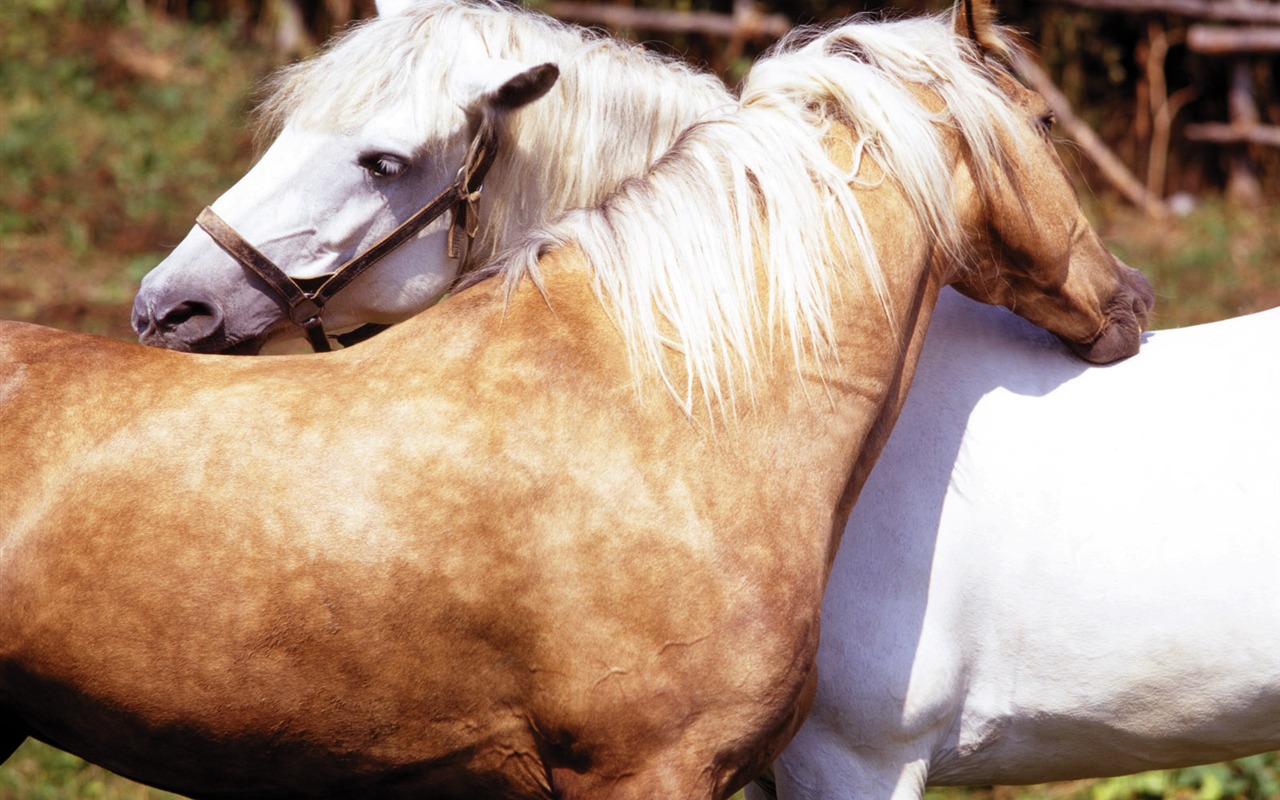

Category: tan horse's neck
[369, 115, 951, 577]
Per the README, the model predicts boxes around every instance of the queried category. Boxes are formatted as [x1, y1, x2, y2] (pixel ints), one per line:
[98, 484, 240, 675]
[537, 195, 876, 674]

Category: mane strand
[487, 12, 1033, 419]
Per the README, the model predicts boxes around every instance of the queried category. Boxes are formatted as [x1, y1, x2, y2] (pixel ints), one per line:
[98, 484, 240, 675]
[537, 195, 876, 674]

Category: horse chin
[137, 330, 267, 356]
[1062, 320, 1143, 364]
[1064, 286, 1157, 366]
[1062, 269, 1155, 365]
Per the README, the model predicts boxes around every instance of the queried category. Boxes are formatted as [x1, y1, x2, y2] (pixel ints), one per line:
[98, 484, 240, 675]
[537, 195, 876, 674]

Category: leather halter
[196, 124, 500, 352]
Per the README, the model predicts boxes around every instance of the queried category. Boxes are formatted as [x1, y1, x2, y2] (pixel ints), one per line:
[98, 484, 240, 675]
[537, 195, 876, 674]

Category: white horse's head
[133, 0, 729, 354]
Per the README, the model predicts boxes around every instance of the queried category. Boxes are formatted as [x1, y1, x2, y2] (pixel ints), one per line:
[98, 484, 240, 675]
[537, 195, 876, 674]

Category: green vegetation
[1091, 199, 1280, 328]
[1, 741, 179, 800]
[923, 754, 1280, 800]
[0, 0, 268, 337]
[1, 2, 1277, 799]
[0, 0, 264, 246]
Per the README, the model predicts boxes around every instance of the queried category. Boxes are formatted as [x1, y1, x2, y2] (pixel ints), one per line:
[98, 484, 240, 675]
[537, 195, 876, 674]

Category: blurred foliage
[0, 0, 267, 254]
[1094, 198, 1280, 326]
[114, 0, 1280, 200]
[0, 0, 1277, 798]
[0, 0, 269, 337]
[1, 741, 179, 800]
[924, 753, 1280, 800]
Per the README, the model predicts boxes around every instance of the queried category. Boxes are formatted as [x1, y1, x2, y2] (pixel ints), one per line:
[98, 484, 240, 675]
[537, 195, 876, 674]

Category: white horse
[748, 290, 1280, 799]
[131, 0, 730, 354]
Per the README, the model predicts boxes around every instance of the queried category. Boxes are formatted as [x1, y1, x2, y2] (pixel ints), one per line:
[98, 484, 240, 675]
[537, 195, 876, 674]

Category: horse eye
[1038, 112, 1056, 132]
[358, 153, 409, 179]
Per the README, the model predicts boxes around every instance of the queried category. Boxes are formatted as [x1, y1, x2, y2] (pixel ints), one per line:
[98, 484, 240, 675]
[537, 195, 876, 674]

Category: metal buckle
[289, 297, 324, 327]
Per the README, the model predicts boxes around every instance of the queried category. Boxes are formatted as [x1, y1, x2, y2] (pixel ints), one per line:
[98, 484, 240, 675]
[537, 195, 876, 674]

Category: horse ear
[953, 0, 1004, 57]
[491, 63, 560, 110]
[456, 60, 561, 114]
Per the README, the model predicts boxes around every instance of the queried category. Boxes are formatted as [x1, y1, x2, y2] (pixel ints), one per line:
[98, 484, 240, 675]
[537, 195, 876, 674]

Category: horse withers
[2, 2, 1150, 797]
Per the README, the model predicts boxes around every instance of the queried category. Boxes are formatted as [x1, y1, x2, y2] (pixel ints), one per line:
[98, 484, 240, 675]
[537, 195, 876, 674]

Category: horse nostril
[131, 302, 153, 338]
[134, 293, 227, 348]
[159, 300, 217, 329]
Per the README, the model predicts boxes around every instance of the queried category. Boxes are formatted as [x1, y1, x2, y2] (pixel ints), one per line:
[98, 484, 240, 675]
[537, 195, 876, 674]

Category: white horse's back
[771, 292, 1280, 798]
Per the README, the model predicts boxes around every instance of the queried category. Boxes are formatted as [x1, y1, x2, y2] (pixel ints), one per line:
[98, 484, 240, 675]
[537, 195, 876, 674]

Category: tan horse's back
[0, 279, 837, 797]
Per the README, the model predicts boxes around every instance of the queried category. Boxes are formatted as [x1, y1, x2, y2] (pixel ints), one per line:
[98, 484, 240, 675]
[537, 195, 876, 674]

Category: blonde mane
[254, 0, 733, 270]
[487, 12, 1029, 417]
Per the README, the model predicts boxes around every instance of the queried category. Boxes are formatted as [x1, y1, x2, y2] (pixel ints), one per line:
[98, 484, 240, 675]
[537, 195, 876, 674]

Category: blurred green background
[0, 0, 1277, 797]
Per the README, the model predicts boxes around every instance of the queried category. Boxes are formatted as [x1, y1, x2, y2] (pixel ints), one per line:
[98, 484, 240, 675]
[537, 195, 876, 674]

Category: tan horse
[0, 3, 1151, 798]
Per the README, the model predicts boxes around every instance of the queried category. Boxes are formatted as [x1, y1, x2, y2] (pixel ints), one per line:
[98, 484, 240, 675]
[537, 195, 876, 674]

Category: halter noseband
[196, 124, 500, 353]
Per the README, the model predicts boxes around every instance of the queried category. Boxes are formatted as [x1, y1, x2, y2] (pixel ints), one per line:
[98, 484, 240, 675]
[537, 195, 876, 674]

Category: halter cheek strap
[196, 124, 500, 353]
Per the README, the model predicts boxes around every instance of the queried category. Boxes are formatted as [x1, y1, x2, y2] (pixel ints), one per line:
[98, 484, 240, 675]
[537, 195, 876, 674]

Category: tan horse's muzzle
[1063, 263, 1155, 365]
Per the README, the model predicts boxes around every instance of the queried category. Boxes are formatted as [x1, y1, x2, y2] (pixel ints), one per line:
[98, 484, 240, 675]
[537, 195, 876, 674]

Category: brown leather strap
[447, 124, 498, 259]
[199, 206, 332, 351]
[309, 121, 501, 306]
[332, 323, 391, 348]
[196, 207, 318, 322]
[194, 123, 501, 352]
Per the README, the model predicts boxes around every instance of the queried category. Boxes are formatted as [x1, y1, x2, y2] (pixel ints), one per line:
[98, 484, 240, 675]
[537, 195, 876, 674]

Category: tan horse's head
[943, 0, 1153, 363]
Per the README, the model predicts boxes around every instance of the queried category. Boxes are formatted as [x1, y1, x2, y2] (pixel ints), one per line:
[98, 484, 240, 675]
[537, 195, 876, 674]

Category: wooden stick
[1184, 122, 1280, 148]
[1057, 0, 1280, 25]
[1187, 25, 1280, 55]
[1224, 61, 1263, 204]
[1010, 52, 1170, 218]
[1145, 20, 1170, 200]
[1142, 23, 1196, 201]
